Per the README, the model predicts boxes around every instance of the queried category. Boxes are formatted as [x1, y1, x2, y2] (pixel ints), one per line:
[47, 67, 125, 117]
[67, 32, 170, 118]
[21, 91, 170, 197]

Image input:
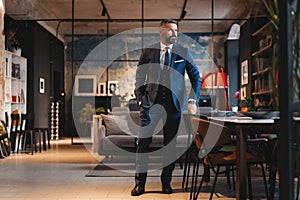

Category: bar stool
[34, 128, 50, 151]
[17, 114, 40, 155]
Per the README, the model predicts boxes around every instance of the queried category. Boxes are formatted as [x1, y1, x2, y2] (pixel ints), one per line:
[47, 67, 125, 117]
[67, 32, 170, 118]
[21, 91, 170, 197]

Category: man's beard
[166, 36, 176, 44]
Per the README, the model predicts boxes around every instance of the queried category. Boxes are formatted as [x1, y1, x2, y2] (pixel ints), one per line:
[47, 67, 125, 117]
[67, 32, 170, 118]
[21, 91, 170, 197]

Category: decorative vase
[12, 48, 22, 56]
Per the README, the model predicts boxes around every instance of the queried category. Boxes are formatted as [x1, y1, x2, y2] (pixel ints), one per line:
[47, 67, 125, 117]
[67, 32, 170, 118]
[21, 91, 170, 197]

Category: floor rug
[85, 159, 275, 199]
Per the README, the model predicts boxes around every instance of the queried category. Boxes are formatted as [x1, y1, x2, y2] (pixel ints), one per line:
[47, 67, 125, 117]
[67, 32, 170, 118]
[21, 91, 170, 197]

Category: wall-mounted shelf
[252, 89, 273, 95]
[251, 44, 272, 57]
[252, 67, 272, 76]
[240, 17, 277, 111]
[251, 21, 273, 37]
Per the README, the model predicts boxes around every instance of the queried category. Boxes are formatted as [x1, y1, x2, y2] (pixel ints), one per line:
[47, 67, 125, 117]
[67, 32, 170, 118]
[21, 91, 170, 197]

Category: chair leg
[231, 165, 236, 190]
[185, 160, 192, 191]
[194, 162, 205, 200]
[182, 151, 189, 191]
[226, 165, 232, 190]
[247, 165, 253, 200]
[189, 161, 197, 200]
[268, 166, 277, 200]
[17, 132, 22, 153]
[209, 166, 220, 200]
[22, 133, 27, 151]
[46, 129, 51, 149]
[296, 176, 300, 200]
[29, 130, 34, 155]
[204, 164, 210, 183]
[41, 129, 46, 151]
[34, 130, 39, 153]
[260, 163, 269, 199]
[192, 161, 200, 200]
[38, 130, 42, 153]
[10, 132, 16, 153]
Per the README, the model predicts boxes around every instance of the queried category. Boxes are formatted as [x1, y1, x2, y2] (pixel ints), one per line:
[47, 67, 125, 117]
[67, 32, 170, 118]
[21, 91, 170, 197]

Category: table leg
[236, 125, 247, 200]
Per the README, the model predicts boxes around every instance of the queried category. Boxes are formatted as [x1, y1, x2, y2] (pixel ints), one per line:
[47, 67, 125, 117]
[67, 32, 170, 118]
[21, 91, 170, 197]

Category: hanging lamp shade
[201, 68, 229, 110]
[201, 68, 228, 88]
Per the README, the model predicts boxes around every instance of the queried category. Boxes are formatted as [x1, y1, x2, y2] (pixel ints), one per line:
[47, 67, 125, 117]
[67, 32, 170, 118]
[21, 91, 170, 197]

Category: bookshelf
[250, 19, 276, 110]
[4, 50, 27, 118]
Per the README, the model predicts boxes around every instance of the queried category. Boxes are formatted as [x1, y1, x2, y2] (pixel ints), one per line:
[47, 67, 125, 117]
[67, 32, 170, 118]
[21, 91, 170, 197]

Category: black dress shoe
[131, 185, 145, 196]
[162, 185, 173, 194]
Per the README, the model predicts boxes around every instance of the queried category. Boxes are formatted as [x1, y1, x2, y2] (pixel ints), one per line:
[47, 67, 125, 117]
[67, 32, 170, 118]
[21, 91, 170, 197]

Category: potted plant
[4, 26, 22, 55]
[78, 103, 95, 124]
[95, 107, 106, 115]
[78, 103, 107, 124]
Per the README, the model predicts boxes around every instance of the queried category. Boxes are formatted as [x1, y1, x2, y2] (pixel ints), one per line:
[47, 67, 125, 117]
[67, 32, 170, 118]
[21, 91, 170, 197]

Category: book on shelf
[11, 63, 20, 79]
[5, 58, 9, 76]
[20, 89, 25, 103]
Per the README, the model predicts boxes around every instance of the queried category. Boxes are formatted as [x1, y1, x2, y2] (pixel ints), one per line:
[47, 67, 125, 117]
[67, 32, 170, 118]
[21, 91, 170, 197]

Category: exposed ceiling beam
[99, 0, 111, 21]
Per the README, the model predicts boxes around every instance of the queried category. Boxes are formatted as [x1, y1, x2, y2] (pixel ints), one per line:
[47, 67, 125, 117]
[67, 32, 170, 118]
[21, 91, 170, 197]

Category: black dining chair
[181, 113, 211, 191]
[189, 117, 269, 200]
[9, 113, 20, 153]
[4, 112, 9, 128]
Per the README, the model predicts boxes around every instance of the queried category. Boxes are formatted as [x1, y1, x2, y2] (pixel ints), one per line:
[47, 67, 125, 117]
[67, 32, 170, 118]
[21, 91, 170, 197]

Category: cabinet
[4, 50, 27, 118]
[250, 19, 276, 110]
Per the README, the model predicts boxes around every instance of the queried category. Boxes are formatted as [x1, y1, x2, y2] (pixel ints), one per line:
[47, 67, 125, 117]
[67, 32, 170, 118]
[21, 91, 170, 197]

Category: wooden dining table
[183, 112, 278, 200]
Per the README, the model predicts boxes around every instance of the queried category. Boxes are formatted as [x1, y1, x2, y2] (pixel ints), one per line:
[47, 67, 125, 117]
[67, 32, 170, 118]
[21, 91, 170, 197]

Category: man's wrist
[188, 99, 197, 104]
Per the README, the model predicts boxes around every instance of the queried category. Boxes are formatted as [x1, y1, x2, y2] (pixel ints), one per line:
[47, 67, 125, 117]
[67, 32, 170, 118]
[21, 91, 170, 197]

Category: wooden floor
[0, 138, 271, 200]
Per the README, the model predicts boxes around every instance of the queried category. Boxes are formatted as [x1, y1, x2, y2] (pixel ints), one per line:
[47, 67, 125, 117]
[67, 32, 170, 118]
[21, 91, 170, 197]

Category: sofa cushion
[102, 135, 137, 150]
[102, 135, 190, 150]
[101, 114, 131, 135]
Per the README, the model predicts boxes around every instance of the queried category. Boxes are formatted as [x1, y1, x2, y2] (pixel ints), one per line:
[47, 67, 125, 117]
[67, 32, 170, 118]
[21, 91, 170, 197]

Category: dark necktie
[164, 47, 170, 68]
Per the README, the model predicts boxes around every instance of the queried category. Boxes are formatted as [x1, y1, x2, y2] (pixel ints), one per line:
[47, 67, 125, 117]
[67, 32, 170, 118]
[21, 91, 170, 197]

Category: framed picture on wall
[74, 75, 97, 96]
[108, 81, 119, 96]
[240, 86, 247, 100]
[39, 77, 45, 94]
[97, 82, 106, 96]
[241, 60, 248, 85]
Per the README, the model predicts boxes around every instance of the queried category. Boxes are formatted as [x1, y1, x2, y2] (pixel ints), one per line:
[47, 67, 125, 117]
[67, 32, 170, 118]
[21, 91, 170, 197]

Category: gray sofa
[97, 111, 191, 157]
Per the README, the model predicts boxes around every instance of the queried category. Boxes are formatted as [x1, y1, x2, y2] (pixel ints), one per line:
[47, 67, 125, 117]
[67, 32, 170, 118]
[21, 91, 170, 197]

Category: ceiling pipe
[101, 7, 106, 16]
[99, 0, 111, 21]
[180, 0, 188, 20]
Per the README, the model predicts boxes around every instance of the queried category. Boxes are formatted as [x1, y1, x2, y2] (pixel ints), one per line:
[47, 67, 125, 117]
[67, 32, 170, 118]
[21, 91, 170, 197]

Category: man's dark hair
[159, 19, 177, 27]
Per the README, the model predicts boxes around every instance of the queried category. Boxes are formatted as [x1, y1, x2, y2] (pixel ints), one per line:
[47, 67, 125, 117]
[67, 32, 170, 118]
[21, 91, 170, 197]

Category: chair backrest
[10, 114, 20, 133]
[190, 117, 232, 151]
[20, 114, 31, 131]
[4, 112, 8, 127]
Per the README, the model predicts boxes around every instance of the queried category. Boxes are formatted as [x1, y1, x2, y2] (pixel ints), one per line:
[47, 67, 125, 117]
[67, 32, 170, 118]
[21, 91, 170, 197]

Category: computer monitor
[198, 95, 212, 107]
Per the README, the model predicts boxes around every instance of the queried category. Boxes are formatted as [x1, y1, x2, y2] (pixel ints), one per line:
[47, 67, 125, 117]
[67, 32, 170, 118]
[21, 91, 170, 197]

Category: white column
[0, 0, 5, 119]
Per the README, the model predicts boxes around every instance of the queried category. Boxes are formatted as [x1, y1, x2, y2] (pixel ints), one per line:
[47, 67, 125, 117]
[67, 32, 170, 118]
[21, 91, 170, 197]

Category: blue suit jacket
[135, 43, 201, 112]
